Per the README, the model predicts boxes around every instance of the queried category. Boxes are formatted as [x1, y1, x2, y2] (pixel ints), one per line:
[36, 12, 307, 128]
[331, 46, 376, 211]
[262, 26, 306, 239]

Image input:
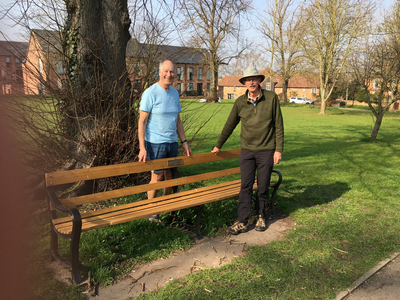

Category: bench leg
[70, 220, 83, 284]
[49, 216, 69, 267]
[269, 170, 283, 216]
[50, 226, 66, 264]
[269, 187, 276, 216]
[195, 205, 204, 239]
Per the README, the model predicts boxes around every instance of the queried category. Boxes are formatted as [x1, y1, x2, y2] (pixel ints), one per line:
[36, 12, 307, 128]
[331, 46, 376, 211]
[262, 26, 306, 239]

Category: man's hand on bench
[274, 151, 282, 165]
[138, 148, 147, 162]
[182, 142, 192, 156]
[211, 147, 220, 155]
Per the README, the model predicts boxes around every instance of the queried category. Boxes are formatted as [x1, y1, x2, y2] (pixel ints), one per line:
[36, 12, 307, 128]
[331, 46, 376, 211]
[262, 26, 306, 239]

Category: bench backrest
[45, 149, 241, 208]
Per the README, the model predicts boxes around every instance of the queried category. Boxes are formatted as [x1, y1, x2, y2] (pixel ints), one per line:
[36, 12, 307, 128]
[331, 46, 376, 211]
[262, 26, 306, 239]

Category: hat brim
[239, 75, 265, 85]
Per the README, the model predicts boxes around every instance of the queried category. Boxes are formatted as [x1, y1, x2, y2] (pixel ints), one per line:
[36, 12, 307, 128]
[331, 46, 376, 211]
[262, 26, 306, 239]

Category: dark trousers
[238, 149, 274, 224]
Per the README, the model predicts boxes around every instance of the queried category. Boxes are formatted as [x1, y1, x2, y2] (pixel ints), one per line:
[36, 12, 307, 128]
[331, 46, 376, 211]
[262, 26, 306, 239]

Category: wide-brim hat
[239, 67, 265, 85]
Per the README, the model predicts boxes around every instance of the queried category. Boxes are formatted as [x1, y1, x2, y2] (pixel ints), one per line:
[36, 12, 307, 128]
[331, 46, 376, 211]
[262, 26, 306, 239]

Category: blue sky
[0, 0, 396, 42]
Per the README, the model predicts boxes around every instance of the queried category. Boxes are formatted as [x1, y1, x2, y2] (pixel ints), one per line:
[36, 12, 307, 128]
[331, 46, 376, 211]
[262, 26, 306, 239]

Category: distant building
[275, 75, 320, 100]
[218, 70, 278, 99]
[24, 29, 65, 95]
[218, 75, 244, 99]
[126, 39, 210, 97]
[0, 41, 28, 95]
[24, 31, 210, 97]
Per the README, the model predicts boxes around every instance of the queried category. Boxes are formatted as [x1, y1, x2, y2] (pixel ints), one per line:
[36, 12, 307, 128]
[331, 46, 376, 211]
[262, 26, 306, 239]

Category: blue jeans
[145, 141, 179, 174]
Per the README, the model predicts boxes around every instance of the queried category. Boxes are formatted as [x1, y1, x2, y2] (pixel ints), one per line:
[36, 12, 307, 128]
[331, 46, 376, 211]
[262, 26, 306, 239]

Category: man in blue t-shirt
[138, 60, 191, 221]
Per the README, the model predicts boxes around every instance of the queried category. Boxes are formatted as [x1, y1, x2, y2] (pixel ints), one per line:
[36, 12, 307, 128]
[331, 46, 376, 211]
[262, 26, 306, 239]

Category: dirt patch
[83, 215, 295, 300]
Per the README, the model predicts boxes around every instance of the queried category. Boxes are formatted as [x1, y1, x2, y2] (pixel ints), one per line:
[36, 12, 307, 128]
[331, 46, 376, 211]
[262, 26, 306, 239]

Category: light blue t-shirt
[140, 83, 182, 143]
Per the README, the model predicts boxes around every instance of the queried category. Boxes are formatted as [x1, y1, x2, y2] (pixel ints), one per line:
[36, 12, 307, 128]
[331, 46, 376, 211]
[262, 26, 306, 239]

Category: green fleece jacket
[216, 88, 284, 152]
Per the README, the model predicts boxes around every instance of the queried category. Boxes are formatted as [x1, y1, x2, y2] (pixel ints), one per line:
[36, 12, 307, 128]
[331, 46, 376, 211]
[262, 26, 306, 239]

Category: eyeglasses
[244, 77, 260, 82]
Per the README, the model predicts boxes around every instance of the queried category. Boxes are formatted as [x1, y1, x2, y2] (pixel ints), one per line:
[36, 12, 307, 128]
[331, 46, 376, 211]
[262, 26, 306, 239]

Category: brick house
[275, 75, 320, 100]
[0, 41, 28, 95]
[24, 32, 210, 97]
[218, 70, 278, 99]
[126, 39, 210, 97]
[24, 29, 66, 95]
[218, 75, 245, 99]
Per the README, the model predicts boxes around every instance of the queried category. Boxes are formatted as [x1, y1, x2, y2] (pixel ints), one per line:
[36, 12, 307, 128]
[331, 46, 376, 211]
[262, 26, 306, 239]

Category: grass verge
[30, 104, 400, 299]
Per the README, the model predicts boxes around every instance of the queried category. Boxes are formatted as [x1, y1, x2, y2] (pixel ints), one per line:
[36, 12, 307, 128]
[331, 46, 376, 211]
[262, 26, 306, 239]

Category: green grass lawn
[31, 104, 400, 299]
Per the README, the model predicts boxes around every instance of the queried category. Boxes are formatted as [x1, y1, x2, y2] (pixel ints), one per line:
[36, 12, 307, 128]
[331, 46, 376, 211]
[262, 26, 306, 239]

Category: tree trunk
[282, 79, 289, 102]
[63, 0, 132, 146]
[208, 56, 218, 102]
[65, 0, 131, 98]
[59, 0, 138, 195]
[319, 86, 326, 114]
[370, 112, 384, 140]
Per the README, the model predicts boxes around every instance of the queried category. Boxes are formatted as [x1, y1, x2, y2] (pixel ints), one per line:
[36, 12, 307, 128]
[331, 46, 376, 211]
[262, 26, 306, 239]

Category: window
[133, 62, 141, 75]
[39, 57, 43, 74]
[56, 61, 66, 75]
[207, 69, 210, 80]
[16, 69, 23, 81]
[15, 58, 21, 68]
[189, 82, 193, 90]
[187, 67, 193, 80]
[5, 57, 10, 68]
[177, 67, 181, 80]
[312, 88, 317, 93]
[303, 88, 305, 91]
[177, 83, 181, 94]
[228, 94, 234, 99]
[266, 82, 271, 90]
[134, 80, 142, 90]
[373, 79, 380, 89]
[154, 66, 159, 80]
[197, 68, 203, 80]
[207, 83, 210, 90]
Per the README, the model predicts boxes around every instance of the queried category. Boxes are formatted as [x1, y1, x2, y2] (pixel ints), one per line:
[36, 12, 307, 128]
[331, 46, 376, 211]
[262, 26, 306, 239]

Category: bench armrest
[47, 187, 82, 231]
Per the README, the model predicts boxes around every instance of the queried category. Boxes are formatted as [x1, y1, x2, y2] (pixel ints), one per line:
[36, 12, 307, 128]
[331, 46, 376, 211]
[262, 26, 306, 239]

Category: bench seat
[45, 149, 282, 284]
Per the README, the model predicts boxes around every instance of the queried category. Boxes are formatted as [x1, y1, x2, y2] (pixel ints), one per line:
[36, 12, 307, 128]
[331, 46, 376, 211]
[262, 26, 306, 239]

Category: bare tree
[3, 0, 220, 198]
[222, 51, 269, 76]
[351, 2, 400, 140]
[301, 0, 374, 114]
[178, 0, 251, 102]
[259, 0, 304, 102]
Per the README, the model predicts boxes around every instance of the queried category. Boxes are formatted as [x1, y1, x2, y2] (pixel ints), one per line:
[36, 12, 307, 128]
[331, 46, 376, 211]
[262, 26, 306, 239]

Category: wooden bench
[45, 149, 282, 284]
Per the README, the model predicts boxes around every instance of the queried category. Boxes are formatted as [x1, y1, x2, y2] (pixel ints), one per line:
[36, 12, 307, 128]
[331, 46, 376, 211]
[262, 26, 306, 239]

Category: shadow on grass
[277, 180, 351, 215]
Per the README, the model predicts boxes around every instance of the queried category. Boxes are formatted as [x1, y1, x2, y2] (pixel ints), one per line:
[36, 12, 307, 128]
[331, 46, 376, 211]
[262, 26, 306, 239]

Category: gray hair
[159, 60, 175, 70]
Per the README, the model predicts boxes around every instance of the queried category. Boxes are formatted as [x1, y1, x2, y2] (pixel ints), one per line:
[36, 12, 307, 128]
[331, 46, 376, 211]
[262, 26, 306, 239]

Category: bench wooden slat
[60, 167, 241, 207]
[54, 179, 243, 224]
[45, 149, 241, 186]
[55, 181, 249, 234]
[46, 147, 282, 285]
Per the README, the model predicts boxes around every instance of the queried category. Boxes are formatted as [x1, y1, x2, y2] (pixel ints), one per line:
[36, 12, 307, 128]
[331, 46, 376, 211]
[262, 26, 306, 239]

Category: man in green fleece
[212, 67, 284, 235]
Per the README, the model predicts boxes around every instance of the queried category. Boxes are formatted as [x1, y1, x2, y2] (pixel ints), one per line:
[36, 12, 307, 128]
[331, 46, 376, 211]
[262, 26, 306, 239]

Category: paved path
[338, 108, 371, 112]
[336, 253, 400, 300]
[87, 217, 294, 299]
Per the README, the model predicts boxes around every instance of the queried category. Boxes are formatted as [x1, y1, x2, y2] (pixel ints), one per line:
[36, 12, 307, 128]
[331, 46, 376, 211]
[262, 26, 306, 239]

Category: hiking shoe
[147, 215, 161, 223]
[226, 221, 248, 235]
[255, 215, 267, 231]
